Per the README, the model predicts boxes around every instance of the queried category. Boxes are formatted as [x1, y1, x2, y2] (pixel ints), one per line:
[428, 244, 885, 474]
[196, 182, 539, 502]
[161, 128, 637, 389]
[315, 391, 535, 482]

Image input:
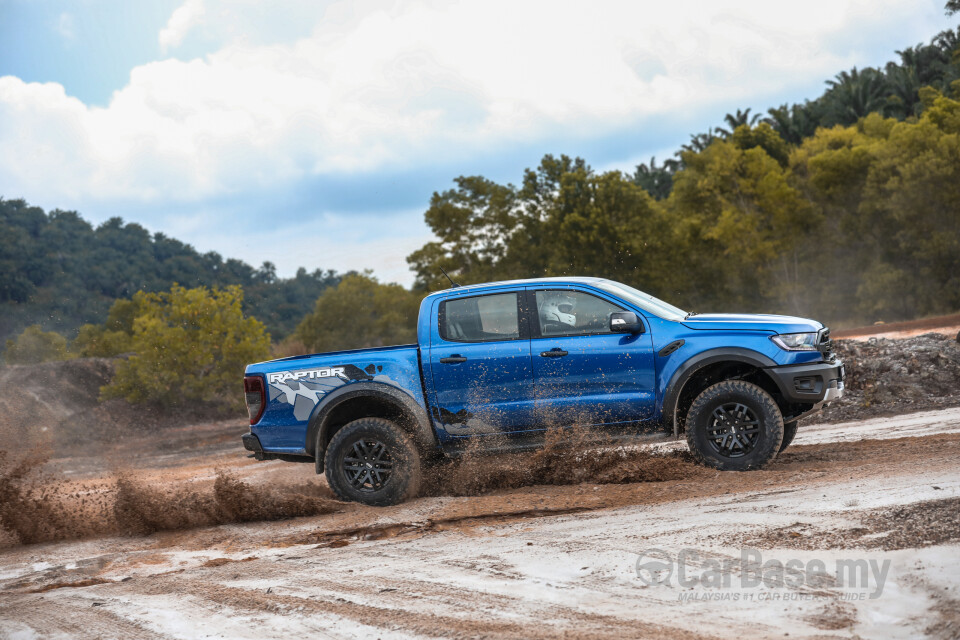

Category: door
[428, 291, 535, 436]
[530, 288, 656, 428]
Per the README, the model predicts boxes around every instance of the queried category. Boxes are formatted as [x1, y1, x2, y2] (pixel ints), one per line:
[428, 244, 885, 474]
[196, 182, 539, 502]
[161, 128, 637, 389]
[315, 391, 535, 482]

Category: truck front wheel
[324, 418, 422, 506]
[685, 380, 784, 471]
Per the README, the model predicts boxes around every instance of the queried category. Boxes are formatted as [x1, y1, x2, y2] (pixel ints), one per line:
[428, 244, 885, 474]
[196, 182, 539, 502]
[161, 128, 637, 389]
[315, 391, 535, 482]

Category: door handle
[439, 356, 467, 364]
[540, 348, 568, 358]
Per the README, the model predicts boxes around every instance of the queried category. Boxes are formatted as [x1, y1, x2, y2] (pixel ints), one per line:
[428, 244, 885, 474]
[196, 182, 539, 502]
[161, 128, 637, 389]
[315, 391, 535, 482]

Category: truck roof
[422, 276, 608, 300]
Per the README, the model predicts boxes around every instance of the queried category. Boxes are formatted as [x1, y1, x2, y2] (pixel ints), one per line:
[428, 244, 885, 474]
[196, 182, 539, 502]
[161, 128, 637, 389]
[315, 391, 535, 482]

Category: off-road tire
[685, 380, 784, 471]
[778, 420, 799, 454]
[324, 418, 422, 506]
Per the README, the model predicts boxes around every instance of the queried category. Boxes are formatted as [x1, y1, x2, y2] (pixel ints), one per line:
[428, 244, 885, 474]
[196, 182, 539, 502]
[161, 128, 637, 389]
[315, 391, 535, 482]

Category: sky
[0, 0, 954, 286]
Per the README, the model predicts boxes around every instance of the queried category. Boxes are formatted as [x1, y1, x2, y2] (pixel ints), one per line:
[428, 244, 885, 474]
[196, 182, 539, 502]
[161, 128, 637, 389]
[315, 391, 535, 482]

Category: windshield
[595, 280, 687, 322]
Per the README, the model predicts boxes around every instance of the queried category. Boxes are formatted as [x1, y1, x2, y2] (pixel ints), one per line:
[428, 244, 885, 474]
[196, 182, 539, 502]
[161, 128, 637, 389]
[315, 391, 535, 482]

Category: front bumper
[764, 360, 845, 405]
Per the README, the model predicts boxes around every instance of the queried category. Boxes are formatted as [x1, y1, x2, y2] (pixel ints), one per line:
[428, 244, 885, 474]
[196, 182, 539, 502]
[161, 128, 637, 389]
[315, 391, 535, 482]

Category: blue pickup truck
[242, 277, 844, 505]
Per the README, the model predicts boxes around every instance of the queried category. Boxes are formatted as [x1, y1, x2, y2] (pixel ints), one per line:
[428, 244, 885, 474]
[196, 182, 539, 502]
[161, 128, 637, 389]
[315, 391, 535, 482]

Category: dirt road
[1, 409, 959, 639]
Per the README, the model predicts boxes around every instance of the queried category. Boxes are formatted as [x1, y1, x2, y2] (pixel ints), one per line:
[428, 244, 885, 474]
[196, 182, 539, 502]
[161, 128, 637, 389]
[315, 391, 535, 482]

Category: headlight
[771, 332, 819, 351]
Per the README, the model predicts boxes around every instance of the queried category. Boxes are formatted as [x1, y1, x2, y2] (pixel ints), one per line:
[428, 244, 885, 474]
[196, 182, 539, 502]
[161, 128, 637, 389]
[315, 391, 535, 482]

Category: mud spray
[1, 424, 700, 547]
[421, 425, 698, 496]
[0, 448, 341, 546]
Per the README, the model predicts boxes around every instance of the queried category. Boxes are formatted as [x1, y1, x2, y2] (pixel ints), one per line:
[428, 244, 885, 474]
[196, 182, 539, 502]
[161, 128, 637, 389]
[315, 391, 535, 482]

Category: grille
[817, 328, 833, 356]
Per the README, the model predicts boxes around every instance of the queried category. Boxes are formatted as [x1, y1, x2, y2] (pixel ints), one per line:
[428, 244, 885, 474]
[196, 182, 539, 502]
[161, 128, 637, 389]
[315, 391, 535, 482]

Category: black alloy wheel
[343, 438, 393, 492]
[706, 402, 760, 458]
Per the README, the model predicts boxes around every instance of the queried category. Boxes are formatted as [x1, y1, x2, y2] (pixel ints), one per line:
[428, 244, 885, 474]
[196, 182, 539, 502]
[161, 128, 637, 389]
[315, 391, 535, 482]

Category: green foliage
[670, 132, 817, 311]
[71, 325, 134, 358]
[0, 199, 341, 345]
[730, 123, 790, 167]
[101, 285, 270, 409]
[70, 298, 139, 357]
[296, 273, 421, 353]
[632, 157, 679, 200]
[4, 325, 72, 364]
[410, 92, 960, 325]
[408, 154, 676, 298]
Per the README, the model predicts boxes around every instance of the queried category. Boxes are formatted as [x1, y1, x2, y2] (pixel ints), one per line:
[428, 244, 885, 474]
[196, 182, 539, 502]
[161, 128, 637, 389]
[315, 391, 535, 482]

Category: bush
[296, 273, 421, 353]
[101, 284, 270, 410]
[3, 325, 72, 364]
[70, 298, 140, 357]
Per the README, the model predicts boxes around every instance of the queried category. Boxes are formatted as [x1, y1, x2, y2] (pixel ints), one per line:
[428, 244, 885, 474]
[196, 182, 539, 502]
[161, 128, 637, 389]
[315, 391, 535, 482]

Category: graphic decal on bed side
[266, 364, 391, 421]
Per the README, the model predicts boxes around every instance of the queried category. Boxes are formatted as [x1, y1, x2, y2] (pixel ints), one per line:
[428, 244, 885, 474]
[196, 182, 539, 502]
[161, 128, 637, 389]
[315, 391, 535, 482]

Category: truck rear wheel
[324, 418, 422, 506]
[685, 380, 784, 471]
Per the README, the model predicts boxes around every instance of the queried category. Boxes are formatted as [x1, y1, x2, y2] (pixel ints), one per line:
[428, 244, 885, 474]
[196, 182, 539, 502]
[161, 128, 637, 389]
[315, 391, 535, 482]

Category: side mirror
[609, 311, 644, 334]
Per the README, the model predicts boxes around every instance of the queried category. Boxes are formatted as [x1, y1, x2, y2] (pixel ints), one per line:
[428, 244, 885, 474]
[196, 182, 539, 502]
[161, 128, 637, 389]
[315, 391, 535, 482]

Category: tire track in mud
[1, 594, 169, 640]
[114, 575, 716, 640]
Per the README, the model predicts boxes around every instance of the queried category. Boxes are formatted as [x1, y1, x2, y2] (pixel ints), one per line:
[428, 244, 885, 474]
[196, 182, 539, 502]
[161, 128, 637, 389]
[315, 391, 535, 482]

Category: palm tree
[883, 64, 922, 120]
[765, 103, 821, 145]
[681, 128, 721, 153]
[822, 68, 889, 126]
[715, 108, 761, 137]
[632, 156, 679, 200]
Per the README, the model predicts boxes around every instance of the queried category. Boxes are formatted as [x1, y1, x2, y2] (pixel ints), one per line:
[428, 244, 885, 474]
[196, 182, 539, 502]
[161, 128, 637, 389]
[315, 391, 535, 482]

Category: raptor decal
[266, 364, 375, 421]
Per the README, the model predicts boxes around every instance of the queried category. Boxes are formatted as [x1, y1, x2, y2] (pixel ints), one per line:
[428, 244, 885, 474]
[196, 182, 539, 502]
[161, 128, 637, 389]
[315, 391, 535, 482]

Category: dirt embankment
[812, 334, 960, 423]
[832, 312, 960, 340]
[0, 357, 242, 455]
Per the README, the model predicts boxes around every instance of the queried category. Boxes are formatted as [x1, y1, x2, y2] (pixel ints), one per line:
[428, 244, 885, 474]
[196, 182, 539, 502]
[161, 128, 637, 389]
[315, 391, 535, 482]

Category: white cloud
[159, 0, 205, 52]
[0, 0, 949, 247]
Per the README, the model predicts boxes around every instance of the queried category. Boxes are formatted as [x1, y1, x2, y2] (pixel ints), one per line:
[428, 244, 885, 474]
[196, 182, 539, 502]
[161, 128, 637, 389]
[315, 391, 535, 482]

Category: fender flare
[661, 347, 780, 437]
[305, 382, 435, 472]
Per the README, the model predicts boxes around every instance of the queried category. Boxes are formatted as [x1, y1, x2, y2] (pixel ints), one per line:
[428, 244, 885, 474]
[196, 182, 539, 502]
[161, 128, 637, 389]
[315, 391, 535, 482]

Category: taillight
[243, 375, 266, 425]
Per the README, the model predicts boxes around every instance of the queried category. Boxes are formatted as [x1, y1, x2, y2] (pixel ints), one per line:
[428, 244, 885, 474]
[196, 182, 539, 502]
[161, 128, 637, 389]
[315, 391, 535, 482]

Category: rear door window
[440, 293, 520, 342]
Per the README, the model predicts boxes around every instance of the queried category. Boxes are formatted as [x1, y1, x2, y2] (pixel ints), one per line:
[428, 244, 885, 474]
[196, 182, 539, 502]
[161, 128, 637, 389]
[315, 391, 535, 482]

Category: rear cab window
[439, 292, 520, 342]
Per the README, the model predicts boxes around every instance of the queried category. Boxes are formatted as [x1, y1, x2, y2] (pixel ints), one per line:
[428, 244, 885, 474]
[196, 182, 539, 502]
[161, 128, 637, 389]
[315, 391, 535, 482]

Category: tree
[822, 68, 890, 126]
[856, 90, 960, 316]
[681, 128, 721, 153]
[296, 273, 421, 353]
[102, 285, 270, 410]
[0, 199, 342, 346]
[730, 123, 790, 167]
[765, 103, 822, 145]
[668, 133, 817, 312]
[407, 155, 678, 298]
[4, 325, 72, 364]
[70, 298, 140, 357]
[632, 156, 679, 200]
[883, 64, 923, 119]
[716, 108, 761, 137]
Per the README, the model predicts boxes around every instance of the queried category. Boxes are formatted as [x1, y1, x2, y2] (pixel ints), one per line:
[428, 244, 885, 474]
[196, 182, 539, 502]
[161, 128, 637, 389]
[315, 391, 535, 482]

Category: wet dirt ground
[2, 408, 959, 639]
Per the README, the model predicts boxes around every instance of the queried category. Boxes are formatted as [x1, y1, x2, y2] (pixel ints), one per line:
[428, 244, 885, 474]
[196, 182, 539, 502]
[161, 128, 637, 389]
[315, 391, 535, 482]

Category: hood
[681, 313, 823, 334]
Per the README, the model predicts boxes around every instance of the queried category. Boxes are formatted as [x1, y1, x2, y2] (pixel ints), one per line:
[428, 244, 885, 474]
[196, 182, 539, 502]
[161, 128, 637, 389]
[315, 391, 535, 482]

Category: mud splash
[0, 448, 342, 546]
[425, 427, 698, 496]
